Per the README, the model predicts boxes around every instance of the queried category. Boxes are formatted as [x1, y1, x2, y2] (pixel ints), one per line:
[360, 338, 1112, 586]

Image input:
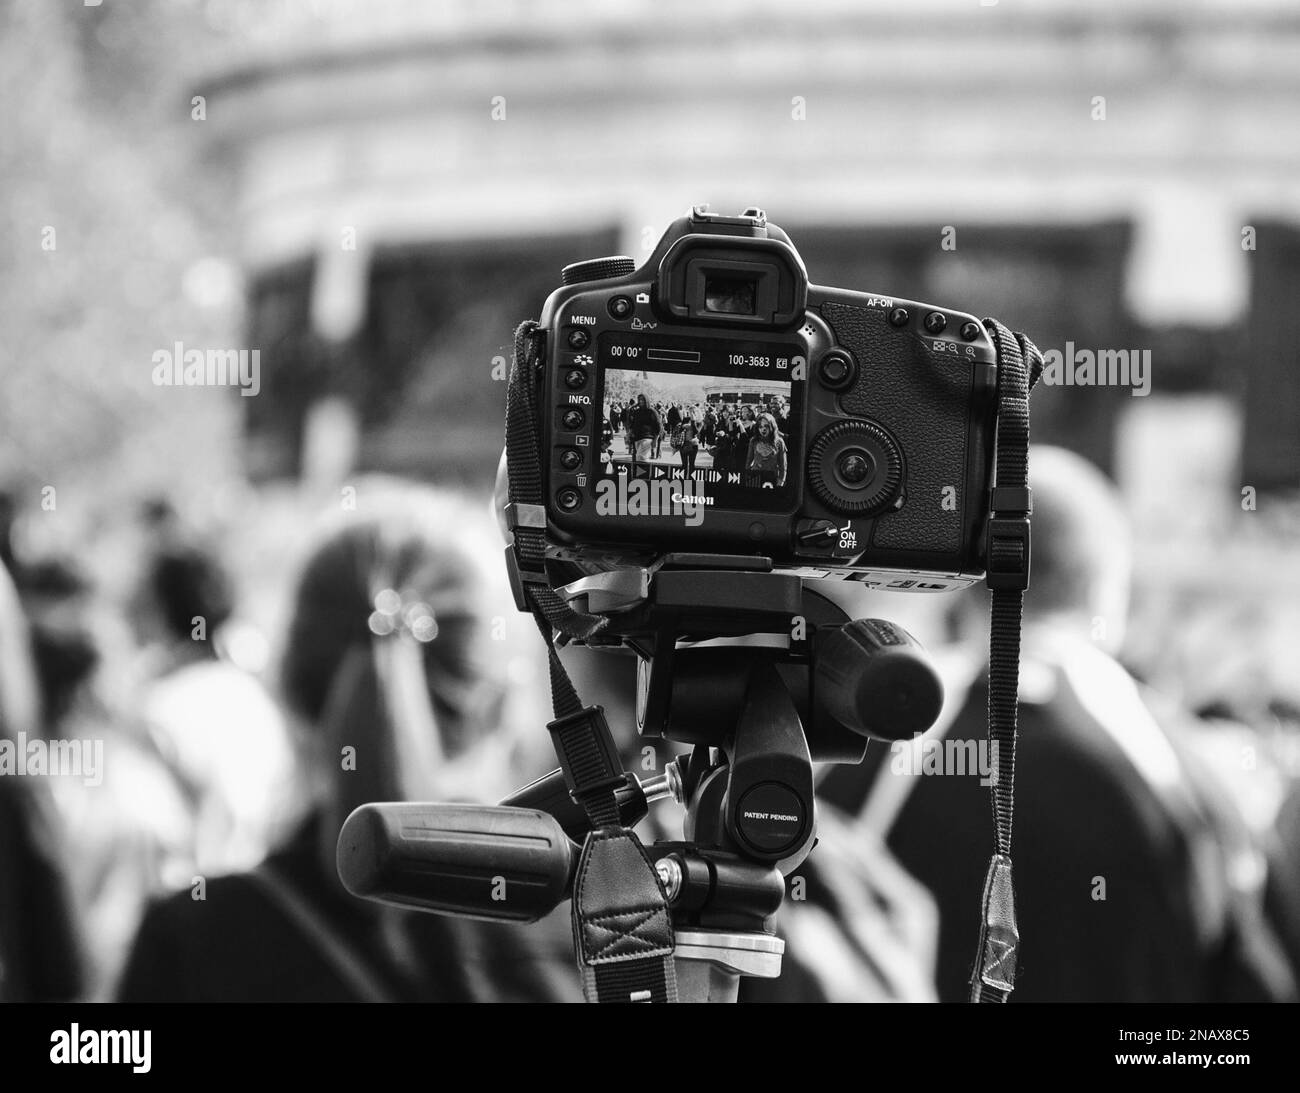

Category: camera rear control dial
[807, 420, 903, 516]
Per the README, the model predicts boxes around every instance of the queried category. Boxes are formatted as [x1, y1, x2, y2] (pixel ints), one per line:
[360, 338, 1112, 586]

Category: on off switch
[797, 520, 839, 546]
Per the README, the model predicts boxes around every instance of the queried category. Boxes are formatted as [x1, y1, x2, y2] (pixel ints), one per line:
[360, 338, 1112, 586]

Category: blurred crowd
[1, 449, 1298, 1003]
[0, 478, 574, 1001]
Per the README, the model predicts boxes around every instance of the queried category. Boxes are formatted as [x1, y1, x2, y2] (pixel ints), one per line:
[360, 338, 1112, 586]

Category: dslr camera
[535, 205, 1002, 591]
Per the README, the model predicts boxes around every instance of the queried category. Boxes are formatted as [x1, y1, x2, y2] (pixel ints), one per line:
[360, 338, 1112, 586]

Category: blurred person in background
[0, 490, 106, 738]
[0, 504, 194, 999]
[750, 805, 939, 1002]
[0, 557, 83, 1000]
[127, 508, 296, 877]
[118, 481, 580, 1002]
[0, 491, 18, 577]
[14, 556, 101, 731]
[1133, 597, 1300, 994]
[1158, 579, 1300, 990]
[820, 445, 1294, 1002]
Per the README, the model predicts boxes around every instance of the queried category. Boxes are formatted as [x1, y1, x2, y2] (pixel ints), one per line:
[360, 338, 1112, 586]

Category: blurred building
[192, 0, 1300, 688]
[195, 0, 1299, 474]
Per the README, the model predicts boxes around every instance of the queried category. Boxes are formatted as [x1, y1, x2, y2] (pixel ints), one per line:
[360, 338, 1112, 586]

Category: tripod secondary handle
[337, 802, 577, 923]
[815, 618, 944, 741]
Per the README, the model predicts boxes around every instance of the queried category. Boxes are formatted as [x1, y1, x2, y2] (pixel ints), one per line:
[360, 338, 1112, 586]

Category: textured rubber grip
[337, 802, 577, 923]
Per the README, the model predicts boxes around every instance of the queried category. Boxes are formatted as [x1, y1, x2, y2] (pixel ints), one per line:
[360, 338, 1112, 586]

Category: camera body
[536, 206, 1000, 590]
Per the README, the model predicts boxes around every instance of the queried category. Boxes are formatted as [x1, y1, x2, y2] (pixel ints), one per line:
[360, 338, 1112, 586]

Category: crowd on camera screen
[602, 393, 791, 487]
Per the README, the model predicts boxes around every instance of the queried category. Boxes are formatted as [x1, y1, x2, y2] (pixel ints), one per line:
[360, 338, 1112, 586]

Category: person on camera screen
[626, 394, 663, 467]
[745, 412, 787, 488]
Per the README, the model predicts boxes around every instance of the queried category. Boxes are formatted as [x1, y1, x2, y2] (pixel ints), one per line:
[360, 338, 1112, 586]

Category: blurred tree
[0, 0, 242, 551]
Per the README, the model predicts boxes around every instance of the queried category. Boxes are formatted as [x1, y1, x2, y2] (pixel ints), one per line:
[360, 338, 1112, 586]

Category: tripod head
[555, 554, 943, 862]
[338, 556, 944, 1000]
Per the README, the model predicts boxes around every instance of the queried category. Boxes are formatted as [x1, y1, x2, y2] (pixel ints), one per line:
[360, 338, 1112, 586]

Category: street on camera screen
[596, 334, 800, 510]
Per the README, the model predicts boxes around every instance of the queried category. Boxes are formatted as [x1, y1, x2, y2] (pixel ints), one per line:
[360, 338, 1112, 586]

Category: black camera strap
[505, 320, 678, 1004]
[971, 318, 1043, 1003]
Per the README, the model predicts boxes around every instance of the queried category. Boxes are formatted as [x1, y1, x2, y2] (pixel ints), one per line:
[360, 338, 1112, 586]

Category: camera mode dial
[807, 420, 903, 516]
[561, 256, 636, 285]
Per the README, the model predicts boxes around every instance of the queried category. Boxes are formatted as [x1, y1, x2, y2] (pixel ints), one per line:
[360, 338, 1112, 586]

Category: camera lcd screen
[703, 275, 757, 315]
[595, 333, 801, 514]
